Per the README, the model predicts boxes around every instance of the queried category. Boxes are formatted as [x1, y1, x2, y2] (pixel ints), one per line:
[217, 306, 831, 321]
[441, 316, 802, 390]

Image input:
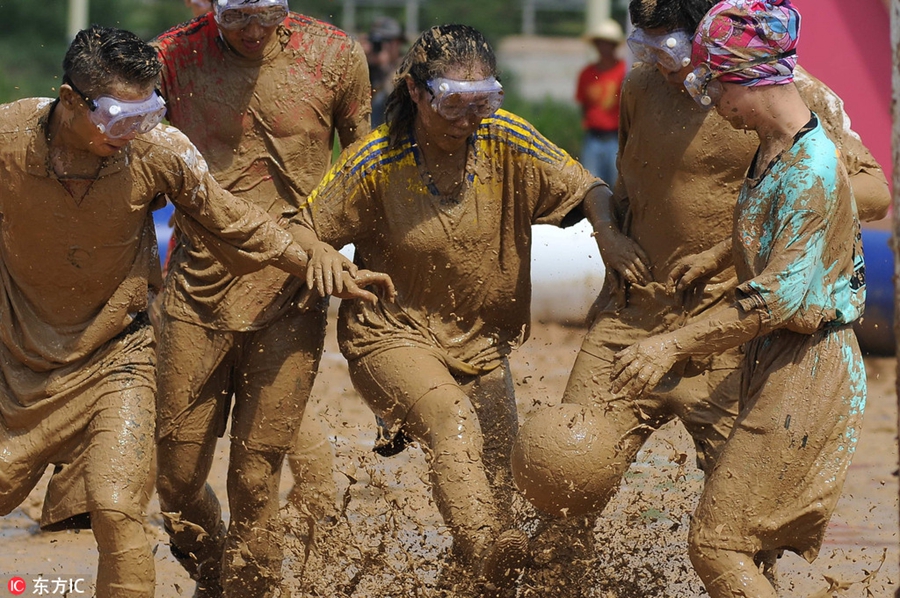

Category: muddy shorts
[0, 320, 156, 529]
[690, 325, 865, 561]
[156, 305, 326, 452]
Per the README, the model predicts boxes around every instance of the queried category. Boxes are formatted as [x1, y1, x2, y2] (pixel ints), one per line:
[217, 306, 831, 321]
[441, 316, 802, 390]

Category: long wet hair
[629, 0, 717, 33]
[63, 25, 161, 96]
[383, 24, 499, 147]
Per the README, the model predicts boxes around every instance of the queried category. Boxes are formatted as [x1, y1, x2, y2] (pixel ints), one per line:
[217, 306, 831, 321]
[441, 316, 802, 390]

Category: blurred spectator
[184, 0, 212, 18]
[575, 19, 626, 186]
[367, 16, 406, 127]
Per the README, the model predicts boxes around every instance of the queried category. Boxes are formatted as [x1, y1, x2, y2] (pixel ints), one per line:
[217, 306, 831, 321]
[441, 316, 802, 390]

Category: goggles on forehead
[425, 77, 504, 121]
[683, 51, 796, 110]
[66, 78, 167, 138]
[627, 29, 692, 73]
[215, 0, 288, 29]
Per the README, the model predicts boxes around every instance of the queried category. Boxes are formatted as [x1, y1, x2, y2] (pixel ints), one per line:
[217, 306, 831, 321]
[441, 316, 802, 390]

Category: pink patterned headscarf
[691, 0, 801, 86]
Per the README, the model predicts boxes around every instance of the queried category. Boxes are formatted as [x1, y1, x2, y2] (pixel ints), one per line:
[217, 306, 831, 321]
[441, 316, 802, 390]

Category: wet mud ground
[2, 321, 897, 597]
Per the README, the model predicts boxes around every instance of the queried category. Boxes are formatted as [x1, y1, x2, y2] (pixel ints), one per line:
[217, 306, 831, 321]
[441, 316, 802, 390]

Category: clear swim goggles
[214, 0, 288, 30]
[426, 77, 504, 121]
[66, 78, 167, 138]
[683, 52, 795, 109]
[626, 28, 693, 73]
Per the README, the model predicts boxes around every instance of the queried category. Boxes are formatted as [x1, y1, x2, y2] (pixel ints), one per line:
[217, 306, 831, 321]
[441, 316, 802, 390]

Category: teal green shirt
[733, 115, 865, 335]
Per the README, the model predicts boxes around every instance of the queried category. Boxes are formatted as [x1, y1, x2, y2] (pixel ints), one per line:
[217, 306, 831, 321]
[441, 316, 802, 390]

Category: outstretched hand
[610, 335, 678, 399]
[331, 269, 396, 304]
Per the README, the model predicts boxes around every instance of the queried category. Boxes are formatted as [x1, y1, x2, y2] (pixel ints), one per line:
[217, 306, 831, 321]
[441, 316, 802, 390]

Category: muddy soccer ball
[511, 403, 623, 517]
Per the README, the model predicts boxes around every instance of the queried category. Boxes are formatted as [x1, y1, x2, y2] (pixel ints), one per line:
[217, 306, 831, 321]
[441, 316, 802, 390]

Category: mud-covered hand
[592, 225, 652, 285]
[331, 269, 397, 304]
[667, 240, 730, 293]
[306, 241, 358, 297]
[610, 335, 679, 399]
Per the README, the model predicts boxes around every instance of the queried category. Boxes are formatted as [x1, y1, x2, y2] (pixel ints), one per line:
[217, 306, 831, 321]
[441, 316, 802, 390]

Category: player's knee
[229, 447, 283, 512]
[687, 525, 741, 584]
[92, 509, 147, 553]
[155, 442, 209, 502]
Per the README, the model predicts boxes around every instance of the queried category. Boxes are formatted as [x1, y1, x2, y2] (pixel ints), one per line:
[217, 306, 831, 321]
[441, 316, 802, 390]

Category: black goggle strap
[62, 75, 97, 111]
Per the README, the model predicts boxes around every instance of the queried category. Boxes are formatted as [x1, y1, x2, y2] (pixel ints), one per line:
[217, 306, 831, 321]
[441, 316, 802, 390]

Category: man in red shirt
[575, 18, 627, 187]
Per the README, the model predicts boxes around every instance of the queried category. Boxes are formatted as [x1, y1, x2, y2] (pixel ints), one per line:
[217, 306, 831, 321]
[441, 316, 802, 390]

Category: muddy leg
[286, 412, 337, 522]
[92, 509, 155, 598]
[157, 437, 225, 596]
[689, 543, 777, 598]
[222, 443, 286, 598]
[406, 383, 498, 563]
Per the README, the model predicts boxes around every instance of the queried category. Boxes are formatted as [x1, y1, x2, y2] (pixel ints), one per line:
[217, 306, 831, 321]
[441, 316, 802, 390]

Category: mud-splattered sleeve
[506, 117, 604, 226]
[798, 70, 890, 222]
[158, 127, 294, 274]
[734, 170, 831, 333]
[333, 40, 373, 148]
[299, 142, 375, 251]
[611, 69, 636, 223]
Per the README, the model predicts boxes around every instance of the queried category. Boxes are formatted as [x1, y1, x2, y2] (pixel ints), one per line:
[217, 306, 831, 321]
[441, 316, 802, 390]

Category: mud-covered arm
[798, 68, 890, 222]
[292, 143, 396, 303]
[609, 303, 762, 398]
[334, 39, 373, 148]
[840, 132, 890, 222]
[583, 75, 651, 285]
[583, 183, 651, 285]
[161, 127, 309, 278]
[611, 205, 828, 399]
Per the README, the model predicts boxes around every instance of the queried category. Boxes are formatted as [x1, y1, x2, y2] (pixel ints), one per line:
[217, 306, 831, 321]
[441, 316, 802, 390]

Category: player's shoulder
[283, 13, 353, 43]
[340, 126, 411, 175]
[153, 13, 216, 53]
[479, 110, 567, 163]
[133, 124, 205, 166]
[0, 98, 52, 142]
[622, 62, 660, 91]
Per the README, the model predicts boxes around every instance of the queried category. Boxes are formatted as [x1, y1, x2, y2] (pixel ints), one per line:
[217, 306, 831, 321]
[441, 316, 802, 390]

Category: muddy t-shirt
[302, 111, 602, 372]
[154, 12, 371, 330]
[607, 64, 883, 323]
[734, 117, 865, 334]
[0, 98, 293, 372]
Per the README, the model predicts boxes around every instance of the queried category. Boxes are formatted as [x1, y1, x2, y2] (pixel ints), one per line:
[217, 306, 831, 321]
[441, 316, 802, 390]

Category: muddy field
[1, 321, 897, 597]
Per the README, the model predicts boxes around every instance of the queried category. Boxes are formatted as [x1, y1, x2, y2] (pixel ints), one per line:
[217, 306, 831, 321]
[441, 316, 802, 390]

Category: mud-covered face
[712, 81, 753, 130]
[65, 77, 166, 138]
[215, 2, 286, 58]
[61, 79, 160, 156]
[424, 77, 504, 121]
[409, 64, 495, 153]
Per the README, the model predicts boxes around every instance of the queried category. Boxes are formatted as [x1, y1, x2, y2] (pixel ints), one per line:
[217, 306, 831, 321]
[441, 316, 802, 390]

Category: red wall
[792, 0, 892, 185]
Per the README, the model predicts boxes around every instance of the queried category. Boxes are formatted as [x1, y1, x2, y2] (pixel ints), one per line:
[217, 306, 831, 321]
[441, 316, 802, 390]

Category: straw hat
[584, 19, 625, 44]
